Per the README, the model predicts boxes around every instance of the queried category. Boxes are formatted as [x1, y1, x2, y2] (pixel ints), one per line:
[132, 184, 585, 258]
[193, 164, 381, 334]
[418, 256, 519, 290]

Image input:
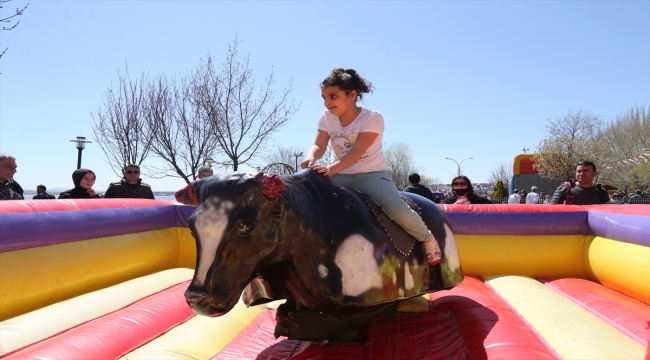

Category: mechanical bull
[176, 169, 463, 340]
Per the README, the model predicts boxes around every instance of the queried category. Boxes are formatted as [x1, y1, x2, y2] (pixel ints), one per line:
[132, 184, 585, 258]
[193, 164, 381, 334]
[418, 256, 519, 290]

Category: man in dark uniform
[33, 184, 56, 199]
[550, 161, 609, 205]
[104, 164, 155, 199]
[402, 173, 434, 201]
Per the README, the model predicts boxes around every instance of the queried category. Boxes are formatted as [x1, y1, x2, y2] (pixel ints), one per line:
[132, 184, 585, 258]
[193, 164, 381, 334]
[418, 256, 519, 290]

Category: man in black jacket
[0, 153, 24, 200]
[550, 161, 609, 205]
[402, 173, 434, 201]
[104, 164, 155, 199]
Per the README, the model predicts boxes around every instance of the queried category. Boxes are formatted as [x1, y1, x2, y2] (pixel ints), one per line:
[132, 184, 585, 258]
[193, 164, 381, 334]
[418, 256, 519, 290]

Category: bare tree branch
[91, 66, 153, 176]
[193, 38, 300, 170]
[0, 1, 28, 30]
[488, 161, 513, 188]
[0, 1, 29, 60]
[145, 73, 219, 183]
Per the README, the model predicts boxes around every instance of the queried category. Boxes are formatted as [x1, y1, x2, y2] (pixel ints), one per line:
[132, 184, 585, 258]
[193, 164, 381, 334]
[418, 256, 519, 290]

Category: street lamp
[293, 150, 303, 172]
[445, 157, 473, 176]
[69, 136, 92, 169]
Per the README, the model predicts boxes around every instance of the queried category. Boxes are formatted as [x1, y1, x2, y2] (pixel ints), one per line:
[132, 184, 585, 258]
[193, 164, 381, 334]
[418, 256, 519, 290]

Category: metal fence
[484, 196, 650, 205]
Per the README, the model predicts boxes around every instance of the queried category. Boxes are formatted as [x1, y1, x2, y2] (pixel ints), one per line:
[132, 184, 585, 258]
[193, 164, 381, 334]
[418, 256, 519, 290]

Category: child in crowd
[300, 68, 441, 266]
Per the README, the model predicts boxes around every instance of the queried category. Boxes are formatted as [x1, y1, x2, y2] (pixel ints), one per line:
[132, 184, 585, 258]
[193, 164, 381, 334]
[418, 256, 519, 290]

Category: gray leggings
[332, 171, 432, 242]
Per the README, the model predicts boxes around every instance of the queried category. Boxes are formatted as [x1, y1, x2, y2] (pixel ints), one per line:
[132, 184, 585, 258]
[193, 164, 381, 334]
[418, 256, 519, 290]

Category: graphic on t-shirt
[330, 130, 359, 158]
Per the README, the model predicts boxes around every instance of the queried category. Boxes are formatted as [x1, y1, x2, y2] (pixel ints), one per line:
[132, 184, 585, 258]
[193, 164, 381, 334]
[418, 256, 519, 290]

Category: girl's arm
[315, 131, 378, 176]
[300, 130, 330, 168]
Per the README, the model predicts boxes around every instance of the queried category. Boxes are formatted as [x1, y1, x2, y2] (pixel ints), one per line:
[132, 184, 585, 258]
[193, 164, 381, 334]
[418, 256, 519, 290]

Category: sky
[1, 0, 649, 192]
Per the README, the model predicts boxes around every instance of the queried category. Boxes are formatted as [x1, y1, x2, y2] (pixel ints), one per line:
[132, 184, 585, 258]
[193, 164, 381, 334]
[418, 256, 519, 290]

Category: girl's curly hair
[321, 68, 374, 101]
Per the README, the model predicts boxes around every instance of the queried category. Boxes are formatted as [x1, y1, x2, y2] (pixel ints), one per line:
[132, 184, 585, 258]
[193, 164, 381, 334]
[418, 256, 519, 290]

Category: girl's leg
[333, 172, 441, 265]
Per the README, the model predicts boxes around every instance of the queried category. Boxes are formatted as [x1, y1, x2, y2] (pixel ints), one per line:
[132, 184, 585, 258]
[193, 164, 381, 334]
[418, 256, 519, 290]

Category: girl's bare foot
[423, 236, 442, 266]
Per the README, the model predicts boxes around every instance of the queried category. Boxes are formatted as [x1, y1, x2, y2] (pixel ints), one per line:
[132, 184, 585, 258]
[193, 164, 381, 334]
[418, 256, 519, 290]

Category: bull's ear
[256, 173, 284, 200]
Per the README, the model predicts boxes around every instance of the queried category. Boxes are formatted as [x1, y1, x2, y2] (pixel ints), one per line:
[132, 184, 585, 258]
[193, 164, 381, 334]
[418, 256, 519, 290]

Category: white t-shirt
[508, 193, 520, 204]
[526, 192, 540, 204]
[317, 108, 387, 174]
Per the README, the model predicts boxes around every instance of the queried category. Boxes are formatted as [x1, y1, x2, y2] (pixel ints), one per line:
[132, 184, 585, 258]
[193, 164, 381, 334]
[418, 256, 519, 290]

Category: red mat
[213, 309, 471, 359]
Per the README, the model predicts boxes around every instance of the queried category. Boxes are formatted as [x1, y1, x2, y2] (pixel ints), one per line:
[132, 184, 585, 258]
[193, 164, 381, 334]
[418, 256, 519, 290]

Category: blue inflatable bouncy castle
[0, 199, 648, 359]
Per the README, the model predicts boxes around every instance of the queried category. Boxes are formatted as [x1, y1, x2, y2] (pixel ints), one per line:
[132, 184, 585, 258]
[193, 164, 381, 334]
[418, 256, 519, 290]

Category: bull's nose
[185, 289, 227, 317]
[186, 300, 226, 317]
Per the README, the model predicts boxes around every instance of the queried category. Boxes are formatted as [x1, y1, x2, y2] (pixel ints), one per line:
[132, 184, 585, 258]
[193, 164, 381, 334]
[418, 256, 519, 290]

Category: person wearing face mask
[58, 169, 101, 199]
[441, 175, 493, 204]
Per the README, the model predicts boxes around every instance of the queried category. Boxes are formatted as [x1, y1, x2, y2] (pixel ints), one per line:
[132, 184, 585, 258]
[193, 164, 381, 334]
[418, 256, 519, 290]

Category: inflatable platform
[0, 199, 648, 359]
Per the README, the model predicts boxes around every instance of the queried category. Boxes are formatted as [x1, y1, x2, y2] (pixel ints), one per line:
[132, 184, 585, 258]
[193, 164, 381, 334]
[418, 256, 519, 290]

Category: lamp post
[293, 151, 303, 172]
[445, 157, 473, 176]
[69, 136, 92, 169]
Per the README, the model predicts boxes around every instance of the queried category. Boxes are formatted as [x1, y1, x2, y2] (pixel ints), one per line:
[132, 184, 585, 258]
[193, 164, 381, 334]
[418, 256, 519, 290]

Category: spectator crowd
[1, 154, 648, 205]
[0, 153, 156, 200]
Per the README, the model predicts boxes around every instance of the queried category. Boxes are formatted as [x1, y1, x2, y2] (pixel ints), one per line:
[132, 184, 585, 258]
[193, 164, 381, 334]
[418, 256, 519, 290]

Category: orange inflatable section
[512, 153, 538, 175]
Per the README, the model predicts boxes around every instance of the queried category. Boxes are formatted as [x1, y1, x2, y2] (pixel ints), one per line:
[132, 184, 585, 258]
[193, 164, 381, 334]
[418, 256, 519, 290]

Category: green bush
[491, 180, 508, 199]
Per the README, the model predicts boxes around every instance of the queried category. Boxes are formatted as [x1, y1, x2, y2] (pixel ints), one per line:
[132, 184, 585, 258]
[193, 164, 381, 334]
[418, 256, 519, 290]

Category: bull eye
[234, 219, 255, 236]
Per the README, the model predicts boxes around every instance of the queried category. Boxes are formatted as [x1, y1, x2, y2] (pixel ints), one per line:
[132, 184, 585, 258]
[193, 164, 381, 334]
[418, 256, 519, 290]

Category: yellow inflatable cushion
[486, 275, 646, 359]
[0, 268, 194, 356]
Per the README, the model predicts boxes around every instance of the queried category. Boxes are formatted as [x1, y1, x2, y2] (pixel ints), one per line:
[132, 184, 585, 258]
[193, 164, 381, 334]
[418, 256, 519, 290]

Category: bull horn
[256, 173, 284, 200]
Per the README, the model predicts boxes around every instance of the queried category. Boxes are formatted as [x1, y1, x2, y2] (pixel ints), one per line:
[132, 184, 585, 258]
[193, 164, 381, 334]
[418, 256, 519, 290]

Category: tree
[193, 39, 300, 171]
[421, 175, 441, 188]
[0, 0, 29, 59]
[491, 179, 508, 199]
[534, 110, 607, 182]
[488, 161, 513, 188]
[384, 142, 418, 190]
[92, 66, 219, 183]
[145, 73, 219, 184]
[599, 105, 650, 193]
[91, 68, 153, 176]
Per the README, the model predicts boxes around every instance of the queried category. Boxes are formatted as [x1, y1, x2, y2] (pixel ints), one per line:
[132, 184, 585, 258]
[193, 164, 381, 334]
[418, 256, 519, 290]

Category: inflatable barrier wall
[0, 199, 648, 359]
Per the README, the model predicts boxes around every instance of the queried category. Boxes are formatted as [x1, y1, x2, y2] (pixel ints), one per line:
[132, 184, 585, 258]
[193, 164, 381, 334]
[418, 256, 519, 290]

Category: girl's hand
[87, 188, 97, 197]
[300, 157, 314, 169]
[310, 164, 332, 177]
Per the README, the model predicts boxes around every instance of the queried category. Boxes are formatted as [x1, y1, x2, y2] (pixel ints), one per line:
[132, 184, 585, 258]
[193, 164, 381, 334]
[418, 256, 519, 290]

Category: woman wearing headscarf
[58, 169, 100, 199]
[441, 175, 493, 204]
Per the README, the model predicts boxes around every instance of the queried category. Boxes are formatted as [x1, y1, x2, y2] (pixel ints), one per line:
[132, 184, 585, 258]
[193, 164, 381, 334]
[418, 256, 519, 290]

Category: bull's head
[184, 172, 285, 316]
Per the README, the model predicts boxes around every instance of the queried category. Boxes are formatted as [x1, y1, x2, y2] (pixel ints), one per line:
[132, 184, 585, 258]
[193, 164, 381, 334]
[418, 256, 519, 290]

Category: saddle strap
[355, 190, 420, 256]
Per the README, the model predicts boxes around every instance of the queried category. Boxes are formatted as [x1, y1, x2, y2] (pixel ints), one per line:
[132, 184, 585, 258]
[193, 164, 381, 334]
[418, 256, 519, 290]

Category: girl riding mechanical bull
[301, 67, 442, 267]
